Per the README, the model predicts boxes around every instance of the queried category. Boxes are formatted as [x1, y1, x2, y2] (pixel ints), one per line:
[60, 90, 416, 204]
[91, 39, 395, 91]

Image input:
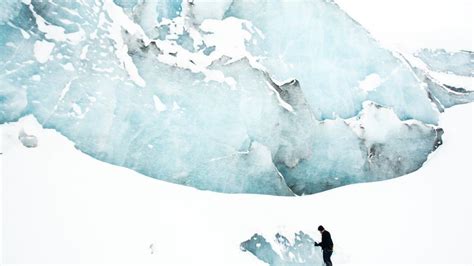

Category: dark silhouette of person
[314, 225, 333, 266]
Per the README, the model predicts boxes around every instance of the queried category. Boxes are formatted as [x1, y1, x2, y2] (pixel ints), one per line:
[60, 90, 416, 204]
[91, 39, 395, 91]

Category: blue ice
[0, 0, 472, 195]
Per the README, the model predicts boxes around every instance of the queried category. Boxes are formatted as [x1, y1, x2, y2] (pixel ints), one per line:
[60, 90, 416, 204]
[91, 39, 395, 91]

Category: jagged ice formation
[0, 0, 472, 195]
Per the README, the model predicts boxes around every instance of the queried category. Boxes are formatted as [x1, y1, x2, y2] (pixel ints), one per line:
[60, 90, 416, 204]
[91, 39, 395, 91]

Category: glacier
[415, 49, 473, 77]
[0, 0, 472, 196]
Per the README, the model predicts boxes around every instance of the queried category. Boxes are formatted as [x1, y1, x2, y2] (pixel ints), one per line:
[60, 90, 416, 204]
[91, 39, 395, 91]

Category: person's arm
[314, 241, 320, 246]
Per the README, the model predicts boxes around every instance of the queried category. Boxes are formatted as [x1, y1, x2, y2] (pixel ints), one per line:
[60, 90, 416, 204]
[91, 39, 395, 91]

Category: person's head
[318, 225, 325, 233]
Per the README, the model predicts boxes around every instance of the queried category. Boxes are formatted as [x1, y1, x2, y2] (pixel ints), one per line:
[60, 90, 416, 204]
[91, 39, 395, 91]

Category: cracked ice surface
[0, 0, 472, 195]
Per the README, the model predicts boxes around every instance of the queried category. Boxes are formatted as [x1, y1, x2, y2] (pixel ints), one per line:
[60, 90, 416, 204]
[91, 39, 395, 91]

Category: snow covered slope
[2, 103, 471, 265]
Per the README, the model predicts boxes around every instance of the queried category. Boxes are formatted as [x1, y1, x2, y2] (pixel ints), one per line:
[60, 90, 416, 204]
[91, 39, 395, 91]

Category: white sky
[335, 0, 473, 52]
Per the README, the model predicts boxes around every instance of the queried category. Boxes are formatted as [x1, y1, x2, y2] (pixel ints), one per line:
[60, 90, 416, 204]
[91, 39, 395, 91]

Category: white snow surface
[1, 104, 472, 265]
[33, 40, 54, 64]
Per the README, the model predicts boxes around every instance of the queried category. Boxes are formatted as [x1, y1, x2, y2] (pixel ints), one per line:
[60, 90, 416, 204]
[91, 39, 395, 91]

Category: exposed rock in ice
[402, 54, 474, 109]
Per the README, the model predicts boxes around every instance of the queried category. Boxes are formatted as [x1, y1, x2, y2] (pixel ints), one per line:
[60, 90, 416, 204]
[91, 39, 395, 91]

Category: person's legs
[322, 250, 333, 266]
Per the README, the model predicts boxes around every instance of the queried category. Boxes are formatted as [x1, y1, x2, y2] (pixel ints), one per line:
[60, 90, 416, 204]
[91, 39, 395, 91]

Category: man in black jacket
[314, 225, 333, 266]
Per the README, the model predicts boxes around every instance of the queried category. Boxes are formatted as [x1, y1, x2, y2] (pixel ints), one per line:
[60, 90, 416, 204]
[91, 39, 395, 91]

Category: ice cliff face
[1, 0, 472, 195]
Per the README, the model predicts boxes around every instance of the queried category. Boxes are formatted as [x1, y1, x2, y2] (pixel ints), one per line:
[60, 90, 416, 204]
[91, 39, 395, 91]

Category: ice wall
[224, 0, 441, 123]
[0, 0, 472, 195]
